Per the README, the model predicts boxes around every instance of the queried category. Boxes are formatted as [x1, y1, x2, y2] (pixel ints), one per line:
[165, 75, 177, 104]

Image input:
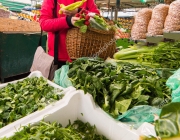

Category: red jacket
[39, 0, 100, 62]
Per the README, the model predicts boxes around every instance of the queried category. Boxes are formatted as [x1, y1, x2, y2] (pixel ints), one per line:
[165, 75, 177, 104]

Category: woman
[39, 0, 100, 68]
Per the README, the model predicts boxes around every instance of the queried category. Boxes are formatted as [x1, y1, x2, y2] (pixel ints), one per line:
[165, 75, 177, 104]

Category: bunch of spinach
[0, 77, 63, 128]
[1, 120, 108, 140]
[68, 59, 171, 118]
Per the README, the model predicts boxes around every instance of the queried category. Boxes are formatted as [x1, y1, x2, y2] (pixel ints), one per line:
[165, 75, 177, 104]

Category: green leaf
[115, 98, 132, 113]
[0, 106, 3, 114]
[155, 102, 180, 138]
[80, 25, 87, 33]
[74, 18, 85, 27]
[131, 85, 144, 99]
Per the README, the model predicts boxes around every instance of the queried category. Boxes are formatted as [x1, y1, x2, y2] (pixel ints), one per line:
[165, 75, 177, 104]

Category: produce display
[147, 4, 169, 36]
[18, 10, 40, 22]
[117, 17, 134, 31]
[113, 41, 180, 69]
[113, 18, 133, 39]
[0, 77, 63, 129]
[1, 120, 108, 140]
[67, 59, 171, 118]
[1, 0, 180, 139]
[131, 1, 180, 40]
[114, 21, 130, 39]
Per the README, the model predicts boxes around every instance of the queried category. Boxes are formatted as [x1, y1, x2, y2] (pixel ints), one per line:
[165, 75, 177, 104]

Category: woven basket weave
[66, 27, 116, 60]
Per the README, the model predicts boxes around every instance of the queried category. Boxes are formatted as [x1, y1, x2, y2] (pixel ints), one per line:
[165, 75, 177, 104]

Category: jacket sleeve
[86, 0, 100, 14]
[39, 0, 70, 32]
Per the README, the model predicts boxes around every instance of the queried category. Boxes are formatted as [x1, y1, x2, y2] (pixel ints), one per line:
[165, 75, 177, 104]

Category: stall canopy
[0, 0, 160, 14]
[95, 0, 160, 9]
[0, 0, 31, 12]
[95, 0, 161, 19]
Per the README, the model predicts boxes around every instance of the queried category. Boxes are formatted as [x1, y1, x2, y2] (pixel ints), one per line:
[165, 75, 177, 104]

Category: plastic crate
[0, 71, 76, 134]
[0, 90, 140, 140]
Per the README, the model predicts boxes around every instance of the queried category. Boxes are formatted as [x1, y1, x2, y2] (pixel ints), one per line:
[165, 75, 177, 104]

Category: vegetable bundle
[1, 120, 108, 140]
[74, 10, 111, 33]
[68, 59, 172, 118]
[0, 77, 63, 128]
[114, 41, 180, 69]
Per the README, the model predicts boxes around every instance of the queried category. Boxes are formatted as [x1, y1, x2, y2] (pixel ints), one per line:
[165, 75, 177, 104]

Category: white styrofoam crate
[0, 71, 76, 135]
[0, 90, 140, 140]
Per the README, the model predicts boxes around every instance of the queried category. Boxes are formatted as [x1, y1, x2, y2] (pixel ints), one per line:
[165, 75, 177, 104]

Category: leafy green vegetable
[114, 41, 180, 69]
[93, 15, 110, 30]
[74, 18, 86, 27]
[0, 77, 63, 128]
[155, 102, 180, 138]
[1, 120, 108, 140]
[68, 59, 171, 118]
[80, 25, 87, 33]
[140, 103, 180, 140]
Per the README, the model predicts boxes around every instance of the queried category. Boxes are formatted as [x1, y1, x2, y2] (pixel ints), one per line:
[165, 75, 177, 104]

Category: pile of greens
[68, 59, 172, 118]
[1, 120, 108, 140]
[113, 41, 180, 69]
[0, 77, 63, 128]
[140, 102, 180, 140]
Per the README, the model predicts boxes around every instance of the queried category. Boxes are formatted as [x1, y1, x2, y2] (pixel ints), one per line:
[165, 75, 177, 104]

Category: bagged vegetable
[131, 8, 152, 40]
[164, 0, 180, 32]
[147, 4, 169, 36]
[54, 65, 73, 88]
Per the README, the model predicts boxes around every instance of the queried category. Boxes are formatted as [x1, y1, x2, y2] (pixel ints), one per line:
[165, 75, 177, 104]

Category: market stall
[0, 0, 180, 140]
[0, 3, 46, 82]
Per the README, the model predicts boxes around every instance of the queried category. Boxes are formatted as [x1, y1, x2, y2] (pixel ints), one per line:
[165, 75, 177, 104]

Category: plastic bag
[166, 68, 180, 102]
[118, 105, 161, 129]
[54, 65, 73, 88]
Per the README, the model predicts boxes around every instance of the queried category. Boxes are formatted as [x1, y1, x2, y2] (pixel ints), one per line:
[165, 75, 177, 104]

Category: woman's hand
[71, 17, 80, 26]
[60, 8, 78, 16]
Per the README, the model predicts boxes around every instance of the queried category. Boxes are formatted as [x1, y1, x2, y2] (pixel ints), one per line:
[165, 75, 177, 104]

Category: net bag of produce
[163, 0, 180, 32]
[131, 8, 152, 40]
[147, 4, 169, 36]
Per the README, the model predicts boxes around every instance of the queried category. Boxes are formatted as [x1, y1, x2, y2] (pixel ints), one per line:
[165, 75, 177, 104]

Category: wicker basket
[66, 27, 116, 60]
